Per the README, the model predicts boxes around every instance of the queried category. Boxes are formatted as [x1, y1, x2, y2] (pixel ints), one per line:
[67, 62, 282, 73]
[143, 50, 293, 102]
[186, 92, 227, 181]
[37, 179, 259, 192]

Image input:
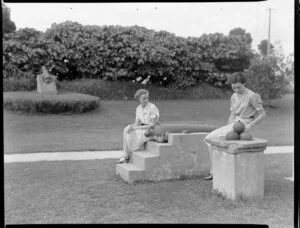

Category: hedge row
[3, 78, 232, 100]
[3, 22, 253, 88]
[3, 91, 100, 114]
[3, 77, 36, 91]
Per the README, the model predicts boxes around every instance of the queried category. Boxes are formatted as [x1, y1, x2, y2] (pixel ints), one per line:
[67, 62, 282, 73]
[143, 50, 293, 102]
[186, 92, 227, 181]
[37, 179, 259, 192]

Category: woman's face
[139, 93, 149, 107]
[231, 82, 246, 94]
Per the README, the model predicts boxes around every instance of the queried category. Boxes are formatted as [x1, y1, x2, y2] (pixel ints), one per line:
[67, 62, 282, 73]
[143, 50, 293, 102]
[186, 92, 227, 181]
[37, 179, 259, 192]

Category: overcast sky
[6, 0, 294, 55]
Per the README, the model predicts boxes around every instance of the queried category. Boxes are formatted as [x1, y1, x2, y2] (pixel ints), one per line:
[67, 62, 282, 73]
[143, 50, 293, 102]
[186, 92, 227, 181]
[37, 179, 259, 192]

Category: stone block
[206, 137, 267, 200]
[131, 151, 159, 169]
[115, 163, 144, 184]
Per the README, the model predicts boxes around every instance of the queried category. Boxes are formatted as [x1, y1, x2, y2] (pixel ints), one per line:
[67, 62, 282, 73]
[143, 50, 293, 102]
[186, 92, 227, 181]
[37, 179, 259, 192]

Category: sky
[5, 0, 295, 55]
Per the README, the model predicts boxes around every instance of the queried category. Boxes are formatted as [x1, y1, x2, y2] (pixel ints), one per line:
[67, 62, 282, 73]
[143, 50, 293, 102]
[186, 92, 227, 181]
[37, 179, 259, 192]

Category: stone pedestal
[206, 137, 267, 200]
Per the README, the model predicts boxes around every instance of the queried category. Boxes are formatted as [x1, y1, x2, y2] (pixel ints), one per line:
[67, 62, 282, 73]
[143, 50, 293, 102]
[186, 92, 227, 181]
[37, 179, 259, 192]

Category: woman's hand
[149, 123, 156, 129]
[126, 125, 137, 133]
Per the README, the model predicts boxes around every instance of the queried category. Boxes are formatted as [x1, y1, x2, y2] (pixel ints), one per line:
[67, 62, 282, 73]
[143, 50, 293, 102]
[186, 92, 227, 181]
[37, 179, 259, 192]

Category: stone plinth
[206, 137, 267, 200]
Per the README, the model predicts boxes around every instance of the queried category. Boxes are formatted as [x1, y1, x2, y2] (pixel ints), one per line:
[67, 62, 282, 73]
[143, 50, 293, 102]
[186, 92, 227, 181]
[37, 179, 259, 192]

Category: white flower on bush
[136, 76, 142, 82]
[141, 75, 151, 85]
[64, 59, 69, 63]
[275, 70, 281, 77]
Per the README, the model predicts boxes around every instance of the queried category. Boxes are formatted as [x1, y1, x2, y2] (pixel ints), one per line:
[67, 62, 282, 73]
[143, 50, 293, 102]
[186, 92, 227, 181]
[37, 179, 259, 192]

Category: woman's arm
[228, 95, 235, 124]
[130, 117, 156, 131]
[228, 111, 235, 124]
[245, 93, 266, 131]
[133, 118, 142, 126]
[245, 109, 266, 131]
[127, 104, 159, 133]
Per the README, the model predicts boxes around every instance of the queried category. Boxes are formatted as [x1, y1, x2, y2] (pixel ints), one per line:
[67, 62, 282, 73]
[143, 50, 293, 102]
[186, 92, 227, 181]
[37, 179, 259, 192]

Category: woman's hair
[230, 72, 246, 84]
[134, 89, 149, 99]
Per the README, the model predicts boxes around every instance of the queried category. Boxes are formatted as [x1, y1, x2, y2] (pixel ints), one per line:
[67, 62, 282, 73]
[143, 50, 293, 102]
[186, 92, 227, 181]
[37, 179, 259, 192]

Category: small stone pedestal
[206, 137, 267, 200]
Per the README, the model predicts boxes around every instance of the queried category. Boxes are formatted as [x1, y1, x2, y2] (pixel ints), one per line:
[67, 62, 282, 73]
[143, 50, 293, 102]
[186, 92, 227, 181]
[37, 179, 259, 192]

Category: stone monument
[37, 66, 57, 94]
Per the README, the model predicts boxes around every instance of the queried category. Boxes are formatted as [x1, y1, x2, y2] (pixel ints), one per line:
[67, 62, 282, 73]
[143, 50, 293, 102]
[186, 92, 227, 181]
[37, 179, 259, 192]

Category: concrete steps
[116, 132, 210, 183]
[145, 141, 173, 155]
[115, 142, 173, 183]
[131, 151, 159, 169]
[115, 163, 145, 184]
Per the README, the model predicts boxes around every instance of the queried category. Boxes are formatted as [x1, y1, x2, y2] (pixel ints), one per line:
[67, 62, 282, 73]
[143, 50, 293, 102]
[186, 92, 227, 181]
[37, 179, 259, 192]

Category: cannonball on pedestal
[240, 132, 253, 141]
[225, 130, 240, 141]
[233, 120, 245, 134]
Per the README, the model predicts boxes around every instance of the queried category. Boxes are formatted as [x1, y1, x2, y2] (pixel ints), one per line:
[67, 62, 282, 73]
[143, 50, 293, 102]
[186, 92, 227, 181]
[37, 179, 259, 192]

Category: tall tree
[258, 39, 274, 56]
[229, 27, 253, 44]
[2, 3, 16, 34]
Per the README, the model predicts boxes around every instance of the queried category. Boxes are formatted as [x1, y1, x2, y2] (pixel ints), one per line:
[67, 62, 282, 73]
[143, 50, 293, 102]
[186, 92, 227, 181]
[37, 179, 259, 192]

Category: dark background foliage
[3, 21, 254, 89]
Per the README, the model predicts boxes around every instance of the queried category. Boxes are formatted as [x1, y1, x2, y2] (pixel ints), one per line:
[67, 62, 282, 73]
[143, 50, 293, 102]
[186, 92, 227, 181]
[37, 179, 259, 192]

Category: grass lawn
[4, 94, 294, 154]
[4, 153, 293, 226]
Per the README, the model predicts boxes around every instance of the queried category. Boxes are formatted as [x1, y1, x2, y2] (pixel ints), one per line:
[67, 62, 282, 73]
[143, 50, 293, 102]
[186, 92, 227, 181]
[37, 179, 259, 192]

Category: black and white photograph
[3, 0, 295, 226]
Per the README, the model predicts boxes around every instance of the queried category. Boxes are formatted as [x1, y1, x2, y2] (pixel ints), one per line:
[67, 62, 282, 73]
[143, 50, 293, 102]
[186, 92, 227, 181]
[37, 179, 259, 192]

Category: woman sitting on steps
[117, 89, 160, 164]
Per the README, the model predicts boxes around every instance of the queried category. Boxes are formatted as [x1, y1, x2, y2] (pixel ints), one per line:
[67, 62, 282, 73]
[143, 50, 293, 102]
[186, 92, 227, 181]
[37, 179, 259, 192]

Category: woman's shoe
[204, 173, 213, 180]
[116, 156, 129, 164]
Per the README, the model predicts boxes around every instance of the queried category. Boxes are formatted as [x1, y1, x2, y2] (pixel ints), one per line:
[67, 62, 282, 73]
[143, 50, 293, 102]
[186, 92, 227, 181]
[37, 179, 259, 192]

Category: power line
[266, 8, 275, 56]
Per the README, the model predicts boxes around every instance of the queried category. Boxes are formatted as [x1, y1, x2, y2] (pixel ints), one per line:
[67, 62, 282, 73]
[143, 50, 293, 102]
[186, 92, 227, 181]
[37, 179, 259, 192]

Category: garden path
[4, 146, 293, 163]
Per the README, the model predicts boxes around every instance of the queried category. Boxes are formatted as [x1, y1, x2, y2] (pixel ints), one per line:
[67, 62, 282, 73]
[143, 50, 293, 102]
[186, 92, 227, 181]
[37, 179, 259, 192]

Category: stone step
[115, 163, 145, 183]
[132, 151, 159, 169]
[145, 141, 173, 155]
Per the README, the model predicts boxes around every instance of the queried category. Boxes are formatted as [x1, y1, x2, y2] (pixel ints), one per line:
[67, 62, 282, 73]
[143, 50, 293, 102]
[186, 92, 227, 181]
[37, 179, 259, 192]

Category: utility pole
[267, 8, 274, 56]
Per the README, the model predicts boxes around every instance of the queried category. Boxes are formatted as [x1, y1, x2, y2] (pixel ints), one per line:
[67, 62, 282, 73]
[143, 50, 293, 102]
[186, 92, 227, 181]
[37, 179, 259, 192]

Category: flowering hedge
[3, 21, 253, 88]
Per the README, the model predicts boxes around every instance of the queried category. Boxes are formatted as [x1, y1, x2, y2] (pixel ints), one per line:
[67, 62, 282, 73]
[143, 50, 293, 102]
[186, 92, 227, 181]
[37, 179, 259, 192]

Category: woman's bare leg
[204, 123, 234, 179]
[120, 125, 131, 159]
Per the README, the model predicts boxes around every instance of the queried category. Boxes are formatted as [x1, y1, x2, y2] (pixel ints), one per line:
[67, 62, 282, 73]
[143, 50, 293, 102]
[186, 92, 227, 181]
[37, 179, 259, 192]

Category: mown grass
[4, 94, 294, 154]
[3, 94, 293, 154]
[4, 153, 293, 226]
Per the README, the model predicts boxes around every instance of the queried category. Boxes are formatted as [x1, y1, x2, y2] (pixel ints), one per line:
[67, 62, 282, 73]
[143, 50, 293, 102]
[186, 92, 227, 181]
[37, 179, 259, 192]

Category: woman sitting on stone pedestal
[37, 66, 57, 94]
[204, 71, 266, 180]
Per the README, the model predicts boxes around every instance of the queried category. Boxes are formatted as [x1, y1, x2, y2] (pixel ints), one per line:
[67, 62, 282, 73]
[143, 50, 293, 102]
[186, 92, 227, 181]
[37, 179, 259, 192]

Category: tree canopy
[258, 39, 274, 56]
[229, 27, 253, 44]
[2, 3, 16, 34]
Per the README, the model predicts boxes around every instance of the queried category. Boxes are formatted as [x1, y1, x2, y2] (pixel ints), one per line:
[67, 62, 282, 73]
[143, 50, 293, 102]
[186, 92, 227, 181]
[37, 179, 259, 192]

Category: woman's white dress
[121, 102, 159, 158]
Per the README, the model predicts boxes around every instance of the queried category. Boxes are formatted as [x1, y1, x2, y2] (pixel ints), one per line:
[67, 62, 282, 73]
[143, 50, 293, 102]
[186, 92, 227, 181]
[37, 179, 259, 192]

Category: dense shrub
[57, 79, 232, 100]
[245, 56, 289, 106]
[3, 92, 100, 114]
[3, 22, 253, 89]
[3, 78, 232, 100]
[3, 28, 49, 76]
